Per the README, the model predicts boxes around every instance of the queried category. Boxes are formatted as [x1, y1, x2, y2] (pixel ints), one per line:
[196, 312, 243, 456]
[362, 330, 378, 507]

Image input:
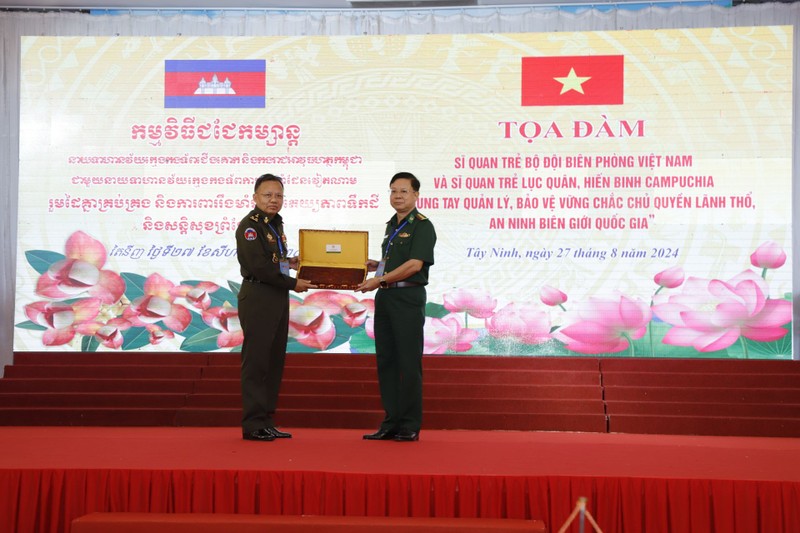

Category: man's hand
[355, 277, 381, 293]
[294, 279, 317, 293]
[365, 259, 380, 272]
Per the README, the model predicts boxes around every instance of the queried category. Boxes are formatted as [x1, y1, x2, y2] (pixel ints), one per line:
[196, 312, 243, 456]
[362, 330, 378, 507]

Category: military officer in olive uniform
[356, 171, 436, 442]
[236, 173, 316, 442]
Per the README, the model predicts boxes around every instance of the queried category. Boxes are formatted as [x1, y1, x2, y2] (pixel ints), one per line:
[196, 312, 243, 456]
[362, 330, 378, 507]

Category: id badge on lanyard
[375, 259, 386, 277]
[279, 259, 290, 276]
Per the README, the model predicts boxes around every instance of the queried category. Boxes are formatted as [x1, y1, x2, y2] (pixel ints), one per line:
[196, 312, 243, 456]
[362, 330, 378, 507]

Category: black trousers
[373, 285, 426, 432]
[238, 281, 289, 433]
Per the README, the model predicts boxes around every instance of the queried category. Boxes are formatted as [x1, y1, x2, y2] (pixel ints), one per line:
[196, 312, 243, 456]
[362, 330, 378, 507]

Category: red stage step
[71, 512, 546, 532]
[600, 358, 800, 437]
[1, 352, 799, 436]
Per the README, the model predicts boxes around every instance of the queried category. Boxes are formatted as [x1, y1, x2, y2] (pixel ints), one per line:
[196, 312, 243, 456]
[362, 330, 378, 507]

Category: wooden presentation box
[297, 229, 369, 290]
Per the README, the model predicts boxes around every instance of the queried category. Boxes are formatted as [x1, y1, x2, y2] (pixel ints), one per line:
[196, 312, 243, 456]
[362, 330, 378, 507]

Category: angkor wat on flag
[164, 59, 266, 108]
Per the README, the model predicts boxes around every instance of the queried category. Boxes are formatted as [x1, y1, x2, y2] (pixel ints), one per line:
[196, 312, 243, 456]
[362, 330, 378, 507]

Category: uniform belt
[384, 281, 422, 289]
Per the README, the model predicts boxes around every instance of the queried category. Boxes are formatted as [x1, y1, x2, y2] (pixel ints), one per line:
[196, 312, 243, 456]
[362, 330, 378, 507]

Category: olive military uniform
[235, 207, 297, 434]
[373, 208, 436, 433]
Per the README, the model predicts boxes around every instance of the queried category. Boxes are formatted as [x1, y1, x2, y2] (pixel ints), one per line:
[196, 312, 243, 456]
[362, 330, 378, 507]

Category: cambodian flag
[164, 59, 266, 108]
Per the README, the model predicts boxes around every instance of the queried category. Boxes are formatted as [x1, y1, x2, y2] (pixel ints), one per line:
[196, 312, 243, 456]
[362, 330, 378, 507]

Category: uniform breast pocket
[390, 236, 411, 258]
[394, 235, 411, 247]
[263, 235, 281, 254]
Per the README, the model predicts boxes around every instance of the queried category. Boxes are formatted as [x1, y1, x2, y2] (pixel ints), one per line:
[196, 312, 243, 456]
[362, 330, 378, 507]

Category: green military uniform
[373, 207, 436, 433]
[235, 207, 297, 434]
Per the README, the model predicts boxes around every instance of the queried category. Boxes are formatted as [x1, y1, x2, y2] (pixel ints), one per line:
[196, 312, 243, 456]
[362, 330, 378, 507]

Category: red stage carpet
[0, 427, 798, 533]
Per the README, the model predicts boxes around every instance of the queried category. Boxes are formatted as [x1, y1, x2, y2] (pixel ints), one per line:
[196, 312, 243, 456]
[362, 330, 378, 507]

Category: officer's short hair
[390, 172, 420, 192]
[254, 173, 284, 192]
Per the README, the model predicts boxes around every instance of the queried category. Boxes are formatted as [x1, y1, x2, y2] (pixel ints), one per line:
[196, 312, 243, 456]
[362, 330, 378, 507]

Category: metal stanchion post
[557, 497, 603, 533]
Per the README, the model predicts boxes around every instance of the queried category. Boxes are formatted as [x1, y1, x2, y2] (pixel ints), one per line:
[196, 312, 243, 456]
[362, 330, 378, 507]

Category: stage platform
[1, 427, 798, 533]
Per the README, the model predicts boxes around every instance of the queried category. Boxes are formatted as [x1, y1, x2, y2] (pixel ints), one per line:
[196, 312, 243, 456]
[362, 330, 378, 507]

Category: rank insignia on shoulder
[399, 232, 411, 238]
[416, 213, 427, 220]
[244, 228, 258, 241]
[249, 214, 260, 222]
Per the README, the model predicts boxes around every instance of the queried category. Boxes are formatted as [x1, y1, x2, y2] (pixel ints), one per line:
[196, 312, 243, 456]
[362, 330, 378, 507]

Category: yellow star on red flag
[554, 68, 592, 94]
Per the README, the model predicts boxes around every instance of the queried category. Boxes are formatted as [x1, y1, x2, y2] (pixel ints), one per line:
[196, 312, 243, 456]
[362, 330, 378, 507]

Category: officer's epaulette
[415, 213, 428, 221]
[249, 213, 260, 223]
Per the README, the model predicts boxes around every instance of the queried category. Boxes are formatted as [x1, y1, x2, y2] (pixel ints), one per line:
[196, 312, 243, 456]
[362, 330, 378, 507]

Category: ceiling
[0, 0, 763, 11]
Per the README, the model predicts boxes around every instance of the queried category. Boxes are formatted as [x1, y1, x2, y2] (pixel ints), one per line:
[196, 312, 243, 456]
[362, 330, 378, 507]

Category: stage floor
[1, 426, 799, 480]
[2, 427, 799, 532]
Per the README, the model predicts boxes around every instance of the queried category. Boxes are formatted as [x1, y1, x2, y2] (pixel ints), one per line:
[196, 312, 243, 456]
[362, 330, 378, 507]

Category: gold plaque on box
[298, 229, 369, 290]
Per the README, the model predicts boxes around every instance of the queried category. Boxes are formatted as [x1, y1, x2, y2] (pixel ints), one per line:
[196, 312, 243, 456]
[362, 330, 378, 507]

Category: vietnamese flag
[164, 59, 266, 108]
[521, 55, 624, 106]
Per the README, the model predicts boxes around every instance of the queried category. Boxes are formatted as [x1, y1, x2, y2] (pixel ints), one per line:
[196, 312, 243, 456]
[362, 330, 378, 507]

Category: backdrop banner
[15, 27, 793, 358]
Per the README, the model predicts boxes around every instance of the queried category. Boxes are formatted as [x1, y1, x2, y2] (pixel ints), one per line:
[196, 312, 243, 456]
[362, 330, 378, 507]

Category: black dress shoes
[266, 427, 292, 439]
[393, 429, 419, 442]
[363, 428, 398, 440]
[242, 428, 275, 441]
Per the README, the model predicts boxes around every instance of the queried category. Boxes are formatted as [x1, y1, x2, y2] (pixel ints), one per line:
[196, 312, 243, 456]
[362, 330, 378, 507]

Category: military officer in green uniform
[356, 171, 436, 442]
[236, 173, 316, 442]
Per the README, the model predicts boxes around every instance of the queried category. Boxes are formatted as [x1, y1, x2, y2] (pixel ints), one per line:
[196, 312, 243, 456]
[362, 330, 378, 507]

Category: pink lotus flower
[652, 270, 791, 353]
[146, 324, 175, 345]
[540, 285, 568, 307]
[442, 288, 497, 319]
[171, 281, 220, 310]
[302, 291, 358, 316]
[486, 303, 551, 345]
[76, 317, 132, 349]
[750, 241, 786, 270]
[24, 298, 101, 346]
[202, 305, 243, 348]
[342, 302, 369, 327]
[554, 295, 652, 354]
[35, 231, 125, 305]
[300, 291, 374, 328]
[289, 305, 336, 350]
[424, 313, 480, 354]
[654, 266, 685, 289]
[122, 273, 192, 332]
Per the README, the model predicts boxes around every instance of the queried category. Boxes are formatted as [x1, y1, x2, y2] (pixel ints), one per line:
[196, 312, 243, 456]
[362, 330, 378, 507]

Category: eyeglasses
[257, 193, 284, 200]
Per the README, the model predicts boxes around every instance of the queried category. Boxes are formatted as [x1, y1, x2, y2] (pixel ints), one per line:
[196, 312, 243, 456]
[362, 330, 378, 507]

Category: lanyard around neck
[383, 219, 409, 258]
[266, 223, 285, 258]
